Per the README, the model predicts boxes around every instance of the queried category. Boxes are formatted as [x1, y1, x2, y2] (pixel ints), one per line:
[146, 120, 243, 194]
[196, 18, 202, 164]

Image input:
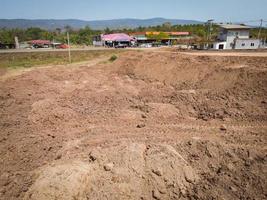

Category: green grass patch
[0, 50, 123, 70]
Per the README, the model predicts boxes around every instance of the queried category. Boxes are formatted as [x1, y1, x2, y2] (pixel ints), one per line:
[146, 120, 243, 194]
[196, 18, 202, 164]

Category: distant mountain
[0, 18, 203, 30]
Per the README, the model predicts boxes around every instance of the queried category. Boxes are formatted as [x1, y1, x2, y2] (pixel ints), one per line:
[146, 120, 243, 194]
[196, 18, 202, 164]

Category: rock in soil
[104, 163, 114, 171]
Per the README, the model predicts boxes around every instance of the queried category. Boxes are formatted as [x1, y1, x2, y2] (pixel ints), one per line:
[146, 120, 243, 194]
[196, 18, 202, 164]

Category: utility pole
[67, 32, 71, 63]
[257, 19, 263, 48]
[257, 19, 263, 40]
[206, 19, 214, 49]
[14, 36, 19, 49]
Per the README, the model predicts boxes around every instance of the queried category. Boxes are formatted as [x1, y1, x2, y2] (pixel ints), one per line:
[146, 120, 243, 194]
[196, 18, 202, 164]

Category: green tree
[55, 28, 61, 35]
[147, 32, 169, 41]
[77, 26, 94, 45]
[25, 27, 45, 40]
[64, 25, 74, 33]
[104, 27, 112, 34]
[162, 22, 172, 31]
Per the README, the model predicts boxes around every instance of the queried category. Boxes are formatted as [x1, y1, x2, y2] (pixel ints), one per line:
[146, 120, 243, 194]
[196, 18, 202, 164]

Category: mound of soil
[0, 50, 266, 200]
[24, 140, 267, 200]
[110, 51, 267, 121]
[24, 143, 198, 200]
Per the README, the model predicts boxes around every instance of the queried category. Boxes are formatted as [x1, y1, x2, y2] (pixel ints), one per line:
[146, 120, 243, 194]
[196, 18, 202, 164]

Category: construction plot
[0, 50, 267, 200]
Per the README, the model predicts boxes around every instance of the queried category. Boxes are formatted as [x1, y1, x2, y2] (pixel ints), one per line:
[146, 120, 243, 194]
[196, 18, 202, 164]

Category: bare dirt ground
[0, 49, 267, 200]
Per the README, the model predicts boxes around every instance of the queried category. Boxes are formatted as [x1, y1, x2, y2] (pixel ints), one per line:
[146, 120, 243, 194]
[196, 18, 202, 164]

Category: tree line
[0, 23, 266, 45]
[0, 26, 101, 45]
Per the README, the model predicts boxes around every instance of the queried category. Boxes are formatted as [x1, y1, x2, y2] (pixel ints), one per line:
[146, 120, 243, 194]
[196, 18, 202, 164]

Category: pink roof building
[101, 33, 133, 42]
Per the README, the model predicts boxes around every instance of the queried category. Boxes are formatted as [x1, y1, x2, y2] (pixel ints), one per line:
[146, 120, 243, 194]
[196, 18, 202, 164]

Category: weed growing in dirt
[109, 55, 118, 62]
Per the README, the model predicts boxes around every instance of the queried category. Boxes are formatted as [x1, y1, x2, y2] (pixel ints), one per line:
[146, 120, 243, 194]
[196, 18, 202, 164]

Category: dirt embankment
[111, 51, 267, 122]
[0, 50, 266, 200]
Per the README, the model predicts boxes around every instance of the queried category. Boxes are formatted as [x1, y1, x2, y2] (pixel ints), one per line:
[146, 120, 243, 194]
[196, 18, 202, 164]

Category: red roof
[30, 40, 52, 45]
[168, 32, 190, 36]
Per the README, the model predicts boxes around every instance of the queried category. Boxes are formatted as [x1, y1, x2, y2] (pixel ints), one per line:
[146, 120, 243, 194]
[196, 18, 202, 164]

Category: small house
[212, 24, 260, 50]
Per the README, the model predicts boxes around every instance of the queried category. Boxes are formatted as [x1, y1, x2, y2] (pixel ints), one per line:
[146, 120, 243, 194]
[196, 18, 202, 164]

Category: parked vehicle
[0, 43, 15, 49]
[115, 43, 128, 48]
[55, 44, 69, 49]
[140, 43, 152, 48]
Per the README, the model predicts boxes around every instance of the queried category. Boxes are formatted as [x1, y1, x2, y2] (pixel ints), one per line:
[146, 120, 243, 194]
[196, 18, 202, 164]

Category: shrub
[109, 55, 118, 62]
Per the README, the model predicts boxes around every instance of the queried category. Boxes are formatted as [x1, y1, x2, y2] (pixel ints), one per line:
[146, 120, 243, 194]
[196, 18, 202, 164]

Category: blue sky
[1, 0, 267, 23]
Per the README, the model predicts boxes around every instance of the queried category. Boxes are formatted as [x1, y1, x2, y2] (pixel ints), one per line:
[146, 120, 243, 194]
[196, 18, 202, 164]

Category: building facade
[212, 24, 260, 50]
[93, 33, 134, 48]
[129, 32, 190, 46]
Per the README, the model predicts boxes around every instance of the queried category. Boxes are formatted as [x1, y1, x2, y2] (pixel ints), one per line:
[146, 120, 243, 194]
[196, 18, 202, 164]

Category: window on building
[251, 43, 255, 46]
[228, 31, 234, 36]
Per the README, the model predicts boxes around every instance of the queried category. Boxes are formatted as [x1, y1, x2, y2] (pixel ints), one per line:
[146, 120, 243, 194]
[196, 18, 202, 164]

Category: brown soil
[0, 50, 267, 200]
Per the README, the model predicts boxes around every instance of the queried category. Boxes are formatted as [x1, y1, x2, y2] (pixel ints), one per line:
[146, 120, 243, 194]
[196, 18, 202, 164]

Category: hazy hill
[0, 18, 202, 30]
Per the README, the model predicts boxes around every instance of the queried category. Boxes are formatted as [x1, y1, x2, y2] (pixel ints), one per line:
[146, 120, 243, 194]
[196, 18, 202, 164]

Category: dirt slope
[0, 50, 266, 200]
[111, 51, 267, 121]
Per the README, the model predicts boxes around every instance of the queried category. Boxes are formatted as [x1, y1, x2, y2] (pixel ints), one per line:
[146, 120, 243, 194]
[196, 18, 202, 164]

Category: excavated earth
[0, 50, 267, 200]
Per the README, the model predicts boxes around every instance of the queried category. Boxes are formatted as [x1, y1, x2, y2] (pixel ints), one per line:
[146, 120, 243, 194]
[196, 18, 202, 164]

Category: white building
[212, 24, 260, 50]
